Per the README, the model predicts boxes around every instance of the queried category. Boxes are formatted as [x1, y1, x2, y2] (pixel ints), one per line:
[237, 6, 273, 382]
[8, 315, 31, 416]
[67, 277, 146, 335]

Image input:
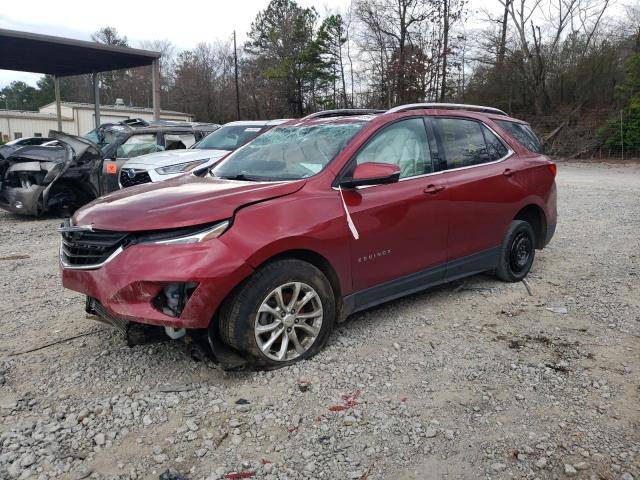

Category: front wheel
[495, 220, 536, 282]
[216, 259, 336, 369]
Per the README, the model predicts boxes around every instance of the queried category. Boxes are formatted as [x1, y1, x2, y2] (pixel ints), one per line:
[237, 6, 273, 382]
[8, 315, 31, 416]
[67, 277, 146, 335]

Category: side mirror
[340, 162, 401, 188]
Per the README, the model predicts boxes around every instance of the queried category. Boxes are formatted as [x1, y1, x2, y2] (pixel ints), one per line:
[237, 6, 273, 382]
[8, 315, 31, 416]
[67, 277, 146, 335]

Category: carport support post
[152, 59, 161, 121]
[93, 73, 101, 128]
[54, 76, 62, 132]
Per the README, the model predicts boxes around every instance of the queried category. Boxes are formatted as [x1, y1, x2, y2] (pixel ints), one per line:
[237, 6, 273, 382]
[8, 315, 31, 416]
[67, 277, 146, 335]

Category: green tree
[91, 27, 129, 47]
[245, 0, 322, 115]
[598, 54, 640, 153]
[315, 14, 349, 108]
[91, 27, 130, 104]
[0, 81, 39, 111]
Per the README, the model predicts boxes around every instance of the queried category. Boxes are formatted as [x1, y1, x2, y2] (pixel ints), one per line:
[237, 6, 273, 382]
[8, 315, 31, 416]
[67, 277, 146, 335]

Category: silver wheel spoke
[296, 307, 323, 320]
[259, 303, 280, 317]
[276, 331, 289, 360]
[290, 329, 306, 355]
[255, 319, 281, 333]
[295, 291, 314, 311]
[295, 322, 320, 337]
[262, 327, 284, 352]
[288, 282, 302, 309]
[274, 287, 287, 311]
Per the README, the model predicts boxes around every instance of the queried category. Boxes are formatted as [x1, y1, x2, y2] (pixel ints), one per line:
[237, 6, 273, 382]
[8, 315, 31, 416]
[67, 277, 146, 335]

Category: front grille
[60, 226, 128, 267]
[120, 169, 152, 188]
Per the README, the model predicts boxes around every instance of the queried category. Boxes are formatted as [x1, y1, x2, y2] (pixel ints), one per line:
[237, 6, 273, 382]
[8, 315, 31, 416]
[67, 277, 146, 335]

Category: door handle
[503, 168, 515, 177]
[424, 184, 445, 195]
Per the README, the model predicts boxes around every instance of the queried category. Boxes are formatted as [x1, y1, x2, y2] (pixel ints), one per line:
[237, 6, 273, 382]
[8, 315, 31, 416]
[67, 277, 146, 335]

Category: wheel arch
[45, 178, 97, 212]
[513, 203, 547, 249]
[248, 248, 346, 322]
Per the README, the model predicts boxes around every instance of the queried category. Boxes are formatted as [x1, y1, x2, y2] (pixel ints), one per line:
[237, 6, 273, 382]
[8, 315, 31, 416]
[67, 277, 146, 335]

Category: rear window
[496, 120, 542, 153]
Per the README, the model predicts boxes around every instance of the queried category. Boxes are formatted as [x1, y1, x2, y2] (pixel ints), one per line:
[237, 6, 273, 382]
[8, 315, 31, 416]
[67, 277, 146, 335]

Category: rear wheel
[216, 259, 335, 369]
[495, 220, 536, 282]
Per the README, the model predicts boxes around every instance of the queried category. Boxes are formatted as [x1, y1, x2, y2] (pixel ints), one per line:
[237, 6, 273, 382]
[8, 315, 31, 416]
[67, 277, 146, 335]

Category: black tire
[216, 259, 336, 369]
[495, 220, 536, 282]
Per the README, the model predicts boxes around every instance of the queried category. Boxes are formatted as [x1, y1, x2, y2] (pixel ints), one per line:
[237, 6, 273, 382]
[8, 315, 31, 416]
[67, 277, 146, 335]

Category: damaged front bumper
[0, 183, 45, 215]
[60, 238, 254, 330]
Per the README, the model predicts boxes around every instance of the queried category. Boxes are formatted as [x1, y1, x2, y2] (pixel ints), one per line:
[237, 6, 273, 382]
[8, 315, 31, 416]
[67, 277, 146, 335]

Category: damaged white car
[118, 119, 288, 188]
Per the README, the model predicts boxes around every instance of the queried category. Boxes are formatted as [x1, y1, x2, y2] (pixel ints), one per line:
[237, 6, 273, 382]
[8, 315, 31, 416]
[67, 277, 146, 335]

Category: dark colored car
[0, 119, 219, 216]
[59, 104, 557, 369]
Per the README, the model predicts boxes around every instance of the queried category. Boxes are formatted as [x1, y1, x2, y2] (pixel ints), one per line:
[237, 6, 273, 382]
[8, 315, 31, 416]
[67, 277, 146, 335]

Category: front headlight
[155, 159, 208, 175]
[131, 221, 230, 246]
[151, 221, 229, 245]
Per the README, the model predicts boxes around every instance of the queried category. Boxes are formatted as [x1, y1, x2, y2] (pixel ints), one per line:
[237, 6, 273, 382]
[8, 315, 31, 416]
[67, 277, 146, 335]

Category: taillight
[547, 162, 557, 177]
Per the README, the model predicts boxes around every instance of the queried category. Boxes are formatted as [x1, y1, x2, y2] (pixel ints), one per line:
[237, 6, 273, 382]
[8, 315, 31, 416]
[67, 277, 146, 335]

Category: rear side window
[434, 118, 508, 169]
[482, 126, 509, 160]
[495, 120, 542, 153]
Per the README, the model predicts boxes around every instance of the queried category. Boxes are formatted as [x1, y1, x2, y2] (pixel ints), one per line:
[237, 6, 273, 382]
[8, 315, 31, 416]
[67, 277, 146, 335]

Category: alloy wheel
[254, 282, 323, 362]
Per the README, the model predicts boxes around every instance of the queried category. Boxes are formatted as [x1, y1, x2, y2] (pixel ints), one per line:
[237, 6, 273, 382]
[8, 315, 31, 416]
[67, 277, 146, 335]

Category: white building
[0, 101, 194, 142]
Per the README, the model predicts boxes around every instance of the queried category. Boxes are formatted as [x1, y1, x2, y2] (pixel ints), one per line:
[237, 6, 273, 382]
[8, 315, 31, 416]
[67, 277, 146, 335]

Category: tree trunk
[497, 0, 511, 66]
[440, 0, 449, 102]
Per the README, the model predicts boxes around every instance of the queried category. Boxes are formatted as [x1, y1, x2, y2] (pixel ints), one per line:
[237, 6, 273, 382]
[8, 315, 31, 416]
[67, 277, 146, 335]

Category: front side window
[435, 118, 507, 169]
[193, 125, 265, 151]
[117, 133, 162, 158]
[212, 122, 366, 181]
[495, 120, 542, 153]
[353, 118, 432, 179]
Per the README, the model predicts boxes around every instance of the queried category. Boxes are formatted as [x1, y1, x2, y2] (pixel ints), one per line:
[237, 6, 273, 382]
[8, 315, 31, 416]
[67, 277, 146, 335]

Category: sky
[0, 0, 350, 88]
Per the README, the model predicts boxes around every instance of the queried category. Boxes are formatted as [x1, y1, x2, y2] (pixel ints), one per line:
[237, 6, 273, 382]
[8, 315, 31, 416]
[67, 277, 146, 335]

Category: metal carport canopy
[0, 28, 162, 128]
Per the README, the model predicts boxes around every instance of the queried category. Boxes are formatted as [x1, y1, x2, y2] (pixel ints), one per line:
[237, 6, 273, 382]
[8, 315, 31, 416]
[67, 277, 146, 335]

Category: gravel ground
[0, 162, 638, 480]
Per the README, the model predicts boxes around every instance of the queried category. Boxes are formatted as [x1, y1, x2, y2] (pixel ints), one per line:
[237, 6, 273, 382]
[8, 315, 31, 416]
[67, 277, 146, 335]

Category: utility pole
[621, 110, 624, 161]
[233, 30, 240, 120]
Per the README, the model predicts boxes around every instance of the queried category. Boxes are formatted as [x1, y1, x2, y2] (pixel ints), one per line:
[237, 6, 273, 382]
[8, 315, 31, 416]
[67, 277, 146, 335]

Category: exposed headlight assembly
[155, 159, 208, 175]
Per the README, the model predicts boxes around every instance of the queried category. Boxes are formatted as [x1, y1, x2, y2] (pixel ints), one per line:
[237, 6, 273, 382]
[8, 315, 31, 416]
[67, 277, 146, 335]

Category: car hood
[123, 149, 229, 167]
[74, 174, 306, 231]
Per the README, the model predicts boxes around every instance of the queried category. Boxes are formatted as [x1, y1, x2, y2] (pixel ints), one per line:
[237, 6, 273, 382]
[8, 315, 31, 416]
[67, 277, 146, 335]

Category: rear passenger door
[431, 116, 523, 280]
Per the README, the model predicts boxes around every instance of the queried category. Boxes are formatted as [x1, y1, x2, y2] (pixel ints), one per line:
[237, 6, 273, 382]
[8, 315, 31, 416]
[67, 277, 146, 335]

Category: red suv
[59, 104, 557, 369]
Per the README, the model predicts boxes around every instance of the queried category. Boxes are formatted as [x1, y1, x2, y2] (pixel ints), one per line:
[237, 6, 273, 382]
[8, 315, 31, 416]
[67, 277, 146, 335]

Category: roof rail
[387, 103, 508, 116]
[303, 109, 385, 120]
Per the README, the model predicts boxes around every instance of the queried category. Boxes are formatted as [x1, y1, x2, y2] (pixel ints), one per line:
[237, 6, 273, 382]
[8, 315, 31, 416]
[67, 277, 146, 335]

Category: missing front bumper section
[85, 297, 166, 347]
[84, 297, 249, 371]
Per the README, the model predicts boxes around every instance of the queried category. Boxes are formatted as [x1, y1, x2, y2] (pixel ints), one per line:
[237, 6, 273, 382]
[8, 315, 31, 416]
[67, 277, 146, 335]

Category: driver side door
[340, 117, 449, 308]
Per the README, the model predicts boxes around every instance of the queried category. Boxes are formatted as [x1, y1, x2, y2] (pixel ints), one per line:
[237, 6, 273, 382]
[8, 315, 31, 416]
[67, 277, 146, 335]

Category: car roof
[220, 120, 289, 128]
[290, 104, 525, 126]
[102, 119, 219, 133]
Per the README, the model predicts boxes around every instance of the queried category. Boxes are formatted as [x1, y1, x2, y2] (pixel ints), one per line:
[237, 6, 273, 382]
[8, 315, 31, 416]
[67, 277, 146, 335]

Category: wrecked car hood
[3, 144, 67, 163]
[3, 131, 101, 165]
[74, 175, 306, 231]
[48, 131, 103, 163]
[122, 149, 229, 168]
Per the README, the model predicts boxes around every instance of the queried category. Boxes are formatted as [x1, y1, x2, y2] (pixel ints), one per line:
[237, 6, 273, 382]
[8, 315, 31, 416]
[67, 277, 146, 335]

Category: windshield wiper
[216, 173, 262, 181]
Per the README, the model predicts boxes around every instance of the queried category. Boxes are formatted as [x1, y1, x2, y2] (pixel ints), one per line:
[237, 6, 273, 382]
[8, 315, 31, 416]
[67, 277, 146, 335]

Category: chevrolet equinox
[59, 104, 557, 369]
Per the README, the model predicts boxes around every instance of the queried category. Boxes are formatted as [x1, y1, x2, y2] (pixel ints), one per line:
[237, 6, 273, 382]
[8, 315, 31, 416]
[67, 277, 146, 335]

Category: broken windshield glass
[212, 122, 365, 181]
